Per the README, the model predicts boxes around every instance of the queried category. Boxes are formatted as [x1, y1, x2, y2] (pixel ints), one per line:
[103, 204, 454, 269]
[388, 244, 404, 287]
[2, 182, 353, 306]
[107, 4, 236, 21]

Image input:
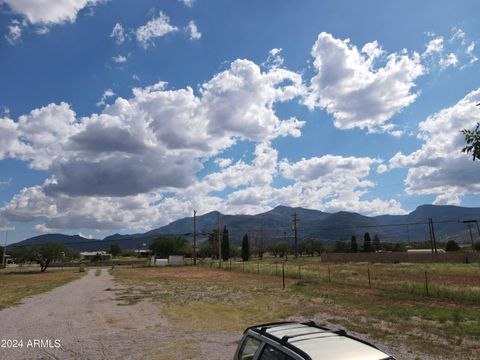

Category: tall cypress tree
[350, 235, 358, 253]
[373, 234, 381, 252]
[221, 225, 230, 261]
[363, 232, 373, 252]
[241, 233, 250, 261]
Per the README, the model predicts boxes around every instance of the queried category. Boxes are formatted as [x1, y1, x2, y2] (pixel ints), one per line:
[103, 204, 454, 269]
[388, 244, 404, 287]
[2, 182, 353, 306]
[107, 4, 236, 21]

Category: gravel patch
[0, 269, 237, 360]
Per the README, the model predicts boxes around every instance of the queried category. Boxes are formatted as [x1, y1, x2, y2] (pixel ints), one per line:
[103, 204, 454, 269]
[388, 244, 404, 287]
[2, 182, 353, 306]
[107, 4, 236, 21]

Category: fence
[200, 259, 480, 304]
[321, 252, 480, 263]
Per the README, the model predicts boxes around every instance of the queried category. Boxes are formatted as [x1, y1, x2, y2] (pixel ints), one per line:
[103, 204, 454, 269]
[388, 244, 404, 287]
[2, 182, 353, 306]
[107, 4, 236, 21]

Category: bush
[90, 253, 103, 262]
[474, 241, 480, 251]
[149, 237, 188, 258]
[445, 240, 460, 252]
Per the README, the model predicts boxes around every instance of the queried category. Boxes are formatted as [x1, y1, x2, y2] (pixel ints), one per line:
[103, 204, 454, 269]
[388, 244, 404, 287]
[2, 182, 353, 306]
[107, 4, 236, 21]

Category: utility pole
[432, 218, 438, 254]
[292, 213, 298, 259]
[428, 218, 438, 254]
[467, 224, 474, 250]
[462, 220, 478, 250]
[217, 211, 221, 268]
[2, 231, 8, 267]
[193, 209, 197, 265]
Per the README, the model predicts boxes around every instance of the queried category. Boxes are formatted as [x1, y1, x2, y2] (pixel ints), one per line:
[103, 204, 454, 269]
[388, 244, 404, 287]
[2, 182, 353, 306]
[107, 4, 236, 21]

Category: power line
[6, 217, 478, 250]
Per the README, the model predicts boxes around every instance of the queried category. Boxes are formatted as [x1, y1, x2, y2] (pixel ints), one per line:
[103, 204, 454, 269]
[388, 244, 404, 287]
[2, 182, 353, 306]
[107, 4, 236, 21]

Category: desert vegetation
[113, 262, 480, 360]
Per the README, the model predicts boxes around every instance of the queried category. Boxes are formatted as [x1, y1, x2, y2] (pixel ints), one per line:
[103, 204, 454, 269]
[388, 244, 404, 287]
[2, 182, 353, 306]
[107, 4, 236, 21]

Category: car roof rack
[247, 321, 392, 360]
[249, 326, 313, 360]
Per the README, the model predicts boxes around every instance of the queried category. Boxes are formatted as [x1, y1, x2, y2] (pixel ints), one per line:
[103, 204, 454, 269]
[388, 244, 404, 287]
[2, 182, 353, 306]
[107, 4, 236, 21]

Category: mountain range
[9, 204, 480, 251]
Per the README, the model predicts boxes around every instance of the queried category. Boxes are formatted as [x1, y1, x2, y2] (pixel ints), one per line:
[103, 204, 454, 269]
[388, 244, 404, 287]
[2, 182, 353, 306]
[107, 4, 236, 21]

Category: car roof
[248, 322, 393, 360]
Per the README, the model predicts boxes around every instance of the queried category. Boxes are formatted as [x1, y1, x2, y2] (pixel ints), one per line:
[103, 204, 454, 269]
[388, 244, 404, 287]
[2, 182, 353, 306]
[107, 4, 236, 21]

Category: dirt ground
[0, 269, 237, 360]
[0, 266, 470, 360]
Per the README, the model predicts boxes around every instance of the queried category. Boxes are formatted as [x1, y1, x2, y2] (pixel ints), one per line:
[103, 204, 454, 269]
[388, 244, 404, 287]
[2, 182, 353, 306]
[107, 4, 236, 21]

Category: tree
[373, 234, 381, 252]
[332, 240, 348, 252]
[241, 233, 250, 261]
[38, 243, 70, 271]
[11, 242, 73, 272]
[445, 240, 460, 252]
[350, 235, 358, 253]
[392, 243, 405, 252]
[461, 122, 480, 160]
[475, 241, 480, 251]
[109, 244, 122, 257]
[10, 246, 37, 264]
[363, 232, 373, 252]
[198, 242, 216, 258]
[298, 240, 308, 257]
[221, 226, 230, 261]
[270, 241, 289, 258]
[207, 228, 220, 258]
[310, 239, 324, 256]
[91, 252, 103, 262]
[299, 238, 323, 256]
[149, 237, 188, 258]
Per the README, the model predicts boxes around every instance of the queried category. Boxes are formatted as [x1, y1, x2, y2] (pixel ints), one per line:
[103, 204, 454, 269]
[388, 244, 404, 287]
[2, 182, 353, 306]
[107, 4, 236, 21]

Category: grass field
[216, 259, 480, 303]
[0, 270, 85, 310]
[113, 262, 480, 360]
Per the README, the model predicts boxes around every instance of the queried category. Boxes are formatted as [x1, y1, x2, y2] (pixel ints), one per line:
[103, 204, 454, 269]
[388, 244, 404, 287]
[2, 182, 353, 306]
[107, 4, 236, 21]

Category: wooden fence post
[368, 267, 372, 289]
[282, 262, 285, 289]
[425, 271, 429, 296]
[327, 265, 331, 283]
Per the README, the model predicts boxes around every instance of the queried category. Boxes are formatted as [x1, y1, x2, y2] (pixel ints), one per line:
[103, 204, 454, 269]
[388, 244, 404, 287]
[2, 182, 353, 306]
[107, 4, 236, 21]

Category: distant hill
[9, 204, 480, 251]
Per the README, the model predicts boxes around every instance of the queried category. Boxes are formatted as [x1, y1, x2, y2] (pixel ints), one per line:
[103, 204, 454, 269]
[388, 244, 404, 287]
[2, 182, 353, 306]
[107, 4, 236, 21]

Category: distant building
[134, 249, 151, 258]
[80, 251, 112, 261]
[407, 249, 446, 254]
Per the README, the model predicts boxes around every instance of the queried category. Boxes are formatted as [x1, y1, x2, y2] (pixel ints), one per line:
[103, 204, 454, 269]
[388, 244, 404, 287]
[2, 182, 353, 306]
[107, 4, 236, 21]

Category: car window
[259, 344, 295, 360]
[238, 336, 262, 360]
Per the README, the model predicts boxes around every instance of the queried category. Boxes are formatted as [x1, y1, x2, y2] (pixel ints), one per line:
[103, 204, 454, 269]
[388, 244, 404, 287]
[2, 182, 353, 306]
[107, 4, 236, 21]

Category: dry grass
[113, 264, 480, 360]
[0, 270, 84, 310]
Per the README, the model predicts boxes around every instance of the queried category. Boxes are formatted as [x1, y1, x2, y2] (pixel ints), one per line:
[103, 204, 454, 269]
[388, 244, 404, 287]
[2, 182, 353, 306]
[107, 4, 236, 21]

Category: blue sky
[1, 0, 480, 244]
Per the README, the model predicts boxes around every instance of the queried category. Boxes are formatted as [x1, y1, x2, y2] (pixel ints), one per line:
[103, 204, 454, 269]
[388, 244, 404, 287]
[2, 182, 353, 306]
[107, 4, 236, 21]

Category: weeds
[113, 265, 480, 360]
[0, 270, 84, 310]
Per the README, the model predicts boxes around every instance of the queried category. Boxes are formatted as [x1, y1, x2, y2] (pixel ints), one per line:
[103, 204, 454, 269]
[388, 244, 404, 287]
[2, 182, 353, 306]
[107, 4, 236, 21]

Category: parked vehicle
[234, 321, 395, 360]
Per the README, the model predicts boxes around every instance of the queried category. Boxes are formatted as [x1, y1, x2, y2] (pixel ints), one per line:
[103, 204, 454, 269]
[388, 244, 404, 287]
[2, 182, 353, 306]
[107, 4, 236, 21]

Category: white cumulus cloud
[186, 20, 201, 40]
[178, 0, 195, 7]
[110, 23, 126, 44]
[388, 88, 480, 205]
[5, 20, 23, 45]
[2, 0, 103, 24]
[136, 11, 179, 48]
[112, 55, 127, 63]
[305, 32, 424, 133]
[0, 55, 307, 230]
[96, 89, 116, 107]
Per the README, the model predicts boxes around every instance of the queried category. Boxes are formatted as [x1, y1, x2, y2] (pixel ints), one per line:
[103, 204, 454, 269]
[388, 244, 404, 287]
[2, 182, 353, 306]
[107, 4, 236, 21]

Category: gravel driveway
[0, 269, 237, 360]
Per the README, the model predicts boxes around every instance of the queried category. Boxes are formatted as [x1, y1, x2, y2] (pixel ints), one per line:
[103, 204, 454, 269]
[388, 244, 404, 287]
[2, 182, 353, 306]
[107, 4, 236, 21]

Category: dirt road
[0, 269, 237, 360]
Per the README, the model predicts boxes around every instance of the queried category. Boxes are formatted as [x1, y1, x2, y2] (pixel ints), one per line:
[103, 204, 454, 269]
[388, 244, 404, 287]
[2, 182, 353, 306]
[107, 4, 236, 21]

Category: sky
[1, 0, 480, 244]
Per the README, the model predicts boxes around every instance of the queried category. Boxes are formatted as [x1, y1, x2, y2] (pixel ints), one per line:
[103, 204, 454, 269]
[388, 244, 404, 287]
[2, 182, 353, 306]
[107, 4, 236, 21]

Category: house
[80, 251, 112, 261]
[407, 249, 446, 254]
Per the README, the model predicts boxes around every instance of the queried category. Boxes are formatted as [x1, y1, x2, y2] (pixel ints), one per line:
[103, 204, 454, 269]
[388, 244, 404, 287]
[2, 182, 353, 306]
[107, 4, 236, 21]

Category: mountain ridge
[9, 204, 480, 251]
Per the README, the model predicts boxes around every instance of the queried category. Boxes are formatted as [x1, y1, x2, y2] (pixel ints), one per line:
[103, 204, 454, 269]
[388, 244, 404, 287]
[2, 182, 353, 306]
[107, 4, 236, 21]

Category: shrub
[445, 240, 460, 252]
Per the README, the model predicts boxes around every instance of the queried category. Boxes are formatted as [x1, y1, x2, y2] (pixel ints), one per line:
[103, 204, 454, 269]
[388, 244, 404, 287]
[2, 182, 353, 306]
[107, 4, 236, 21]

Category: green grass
[211, 259, 480, 304]
[0, 270, 85, 310]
